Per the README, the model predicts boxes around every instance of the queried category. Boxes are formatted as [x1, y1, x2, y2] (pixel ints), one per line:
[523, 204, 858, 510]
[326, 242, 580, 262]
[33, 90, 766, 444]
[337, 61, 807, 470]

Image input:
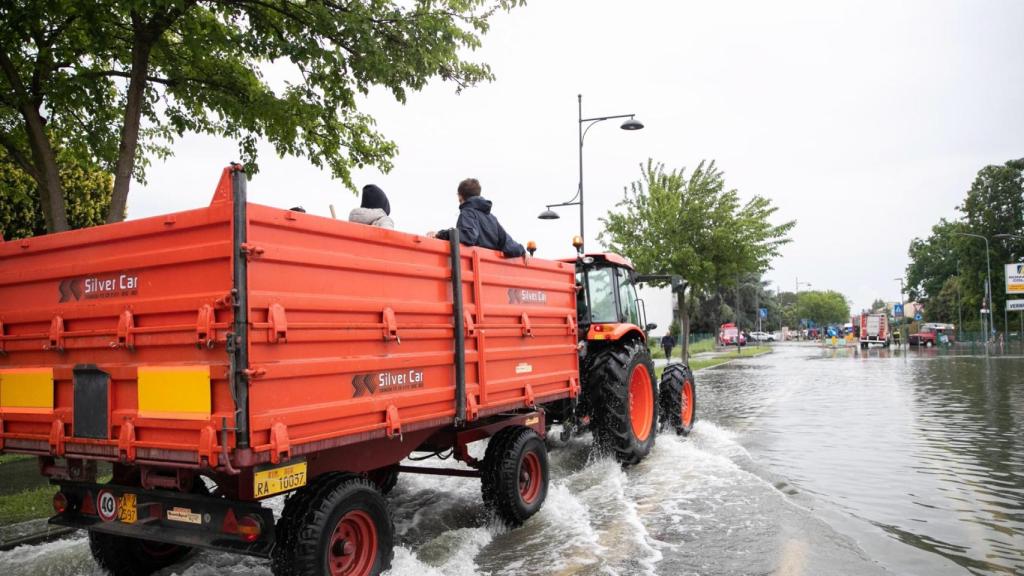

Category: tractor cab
[560, 252, 651, 344]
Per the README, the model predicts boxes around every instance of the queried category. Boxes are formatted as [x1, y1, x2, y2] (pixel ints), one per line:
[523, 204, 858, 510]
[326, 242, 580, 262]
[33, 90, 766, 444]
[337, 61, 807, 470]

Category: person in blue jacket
[431, 178, 525, 257]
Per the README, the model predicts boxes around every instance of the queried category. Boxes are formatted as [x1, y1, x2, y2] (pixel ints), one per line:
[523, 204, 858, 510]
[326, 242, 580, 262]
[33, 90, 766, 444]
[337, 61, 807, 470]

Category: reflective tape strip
[137, 365, 211, 420]
[0, 368, 54, 411]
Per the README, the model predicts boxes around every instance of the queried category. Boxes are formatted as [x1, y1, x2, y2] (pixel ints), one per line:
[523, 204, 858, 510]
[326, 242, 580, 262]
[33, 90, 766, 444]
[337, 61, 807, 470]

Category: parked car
[909, 323, 956, 346]
[749, 331, 775, 342]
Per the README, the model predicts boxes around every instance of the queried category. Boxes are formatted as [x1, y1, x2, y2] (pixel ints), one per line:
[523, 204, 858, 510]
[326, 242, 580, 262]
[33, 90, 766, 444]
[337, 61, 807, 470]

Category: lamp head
[538, 208, 560, 220]
[620, 117, 644, 131]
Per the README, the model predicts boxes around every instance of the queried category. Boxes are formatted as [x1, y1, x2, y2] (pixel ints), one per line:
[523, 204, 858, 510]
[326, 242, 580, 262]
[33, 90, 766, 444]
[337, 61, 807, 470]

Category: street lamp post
[954, 232, 993, 343]
[894, 277, 905, 349]
[538, 94, 644, 253]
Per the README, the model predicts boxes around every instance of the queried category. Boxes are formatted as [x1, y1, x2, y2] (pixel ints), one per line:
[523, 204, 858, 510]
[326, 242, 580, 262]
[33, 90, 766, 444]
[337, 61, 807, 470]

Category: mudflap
[49, 481, 275, 557]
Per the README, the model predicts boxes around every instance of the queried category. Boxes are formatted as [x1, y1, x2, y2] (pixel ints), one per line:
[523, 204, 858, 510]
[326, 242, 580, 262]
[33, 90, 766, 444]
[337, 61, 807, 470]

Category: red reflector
[237, 515, 262, 543]
[81, 491, 96, 515]
[52, 492, 68, 514]
[221, 507, 239, 533]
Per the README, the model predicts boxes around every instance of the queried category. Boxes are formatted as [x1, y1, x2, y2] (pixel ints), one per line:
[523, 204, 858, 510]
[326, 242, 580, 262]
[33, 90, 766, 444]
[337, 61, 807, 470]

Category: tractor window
[616, 268, 640, 325]
[587, 267, 618, 323]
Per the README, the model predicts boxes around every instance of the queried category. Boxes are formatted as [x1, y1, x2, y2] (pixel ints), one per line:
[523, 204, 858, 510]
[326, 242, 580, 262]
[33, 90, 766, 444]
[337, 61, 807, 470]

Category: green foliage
[905, 158, 1024, 331]
[601, 159, 794, 295]
[0, 0, 523, 229]
[795, 290, 850, 326]
[870, 298, 888, 312]
[600, 159, 794, 346]
[0, 152, 112, 239]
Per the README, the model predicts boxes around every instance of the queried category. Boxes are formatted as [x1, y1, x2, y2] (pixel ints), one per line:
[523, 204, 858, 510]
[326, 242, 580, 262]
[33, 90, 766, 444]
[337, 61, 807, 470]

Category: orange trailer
[0, 166, 697, 576]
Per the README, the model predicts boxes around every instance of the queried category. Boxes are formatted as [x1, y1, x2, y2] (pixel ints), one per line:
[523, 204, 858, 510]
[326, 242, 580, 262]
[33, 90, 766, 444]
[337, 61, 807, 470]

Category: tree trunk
[107, 31, 154, 224]
[679, 289, 691, 361]
[23, 104, 68, 233]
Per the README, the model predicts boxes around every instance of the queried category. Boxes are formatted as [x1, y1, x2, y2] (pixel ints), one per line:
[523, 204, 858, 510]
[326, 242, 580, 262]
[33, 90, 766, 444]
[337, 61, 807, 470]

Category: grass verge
[0, 473, 111, 526]
[0, 454, 32, 465]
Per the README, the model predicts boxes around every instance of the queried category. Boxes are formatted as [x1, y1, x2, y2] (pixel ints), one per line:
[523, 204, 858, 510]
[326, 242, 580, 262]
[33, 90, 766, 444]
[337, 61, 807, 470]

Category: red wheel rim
[628, 364, 654, 441]
[519, 451, 542, 504]
[681, 379, 694, 428]
[328, 510, 378, 576]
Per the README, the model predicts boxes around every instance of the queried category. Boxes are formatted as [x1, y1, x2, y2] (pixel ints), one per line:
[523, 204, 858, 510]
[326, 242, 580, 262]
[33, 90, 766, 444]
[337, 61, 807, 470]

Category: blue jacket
[436, 196, 525, 257]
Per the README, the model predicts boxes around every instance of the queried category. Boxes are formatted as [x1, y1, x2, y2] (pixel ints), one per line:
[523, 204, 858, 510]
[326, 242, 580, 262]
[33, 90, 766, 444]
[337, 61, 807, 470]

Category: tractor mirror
[646, 323, 658, 331]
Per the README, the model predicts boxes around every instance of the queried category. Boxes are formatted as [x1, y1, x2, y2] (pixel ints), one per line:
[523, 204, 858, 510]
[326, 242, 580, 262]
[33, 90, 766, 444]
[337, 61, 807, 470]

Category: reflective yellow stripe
[137, 366, 211, 420]
[0, 368, 54, 411]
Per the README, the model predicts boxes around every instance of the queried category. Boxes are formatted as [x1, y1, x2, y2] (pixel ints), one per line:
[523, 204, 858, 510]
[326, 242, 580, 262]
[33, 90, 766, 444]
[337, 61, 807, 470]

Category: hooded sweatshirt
[348, 207, 394, 229]
[349, 184, 394, 229]
[435, 196, 525, 257]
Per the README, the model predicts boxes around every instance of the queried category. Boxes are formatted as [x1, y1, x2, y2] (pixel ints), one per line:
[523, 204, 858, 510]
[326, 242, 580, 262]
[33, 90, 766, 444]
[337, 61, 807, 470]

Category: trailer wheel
[589, 339, 657, 465]
[659, 364, 697, 436]
[88, 480, 210, 575]
[274, 475, 393, 576]
[481, 425, 548, 527]
[364, 465, 399, 496]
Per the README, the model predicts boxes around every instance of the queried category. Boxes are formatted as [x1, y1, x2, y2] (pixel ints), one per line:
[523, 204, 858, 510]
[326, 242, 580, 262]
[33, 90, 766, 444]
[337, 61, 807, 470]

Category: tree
[0, 151, 112, 239]
[795, 290, 850, 327]
[905, 158, 1024, 334]
[0, 0, 523, 232]
[870, 298, 887, 313]
[600, 159, 794, 358]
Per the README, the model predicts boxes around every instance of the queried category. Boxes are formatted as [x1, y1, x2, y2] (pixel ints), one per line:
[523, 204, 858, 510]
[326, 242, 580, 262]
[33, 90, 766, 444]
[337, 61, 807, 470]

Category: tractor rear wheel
[659, 364, 697, 436]
[481, 425, 549, 527]
[273, 474, 393, 576]
[589, 339, 657, 465]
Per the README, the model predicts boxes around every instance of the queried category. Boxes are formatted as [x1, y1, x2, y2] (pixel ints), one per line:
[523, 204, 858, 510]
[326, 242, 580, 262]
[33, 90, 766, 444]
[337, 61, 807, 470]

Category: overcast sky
[130, 0, 1024, 318]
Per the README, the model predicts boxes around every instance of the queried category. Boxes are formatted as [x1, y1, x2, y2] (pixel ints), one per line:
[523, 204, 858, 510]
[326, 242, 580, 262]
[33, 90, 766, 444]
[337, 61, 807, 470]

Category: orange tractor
[545, 253, 696, 466]
[0, 166, 696, 576]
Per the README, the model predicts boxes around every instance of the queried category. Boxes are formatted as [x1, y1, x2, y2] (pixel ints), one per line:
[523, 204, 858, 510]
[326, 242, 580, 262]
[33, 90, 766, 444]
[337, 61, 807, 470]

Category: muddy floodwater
[1, 344, 1022, 575]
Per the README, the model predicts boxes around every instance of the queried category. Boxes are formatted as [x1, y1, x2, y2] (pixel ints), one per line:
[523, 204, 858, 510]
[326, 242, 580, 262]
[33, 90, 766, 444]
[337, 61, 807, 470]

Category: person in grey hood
[432, 178, 525, 258]
[348, 184, 394, 229]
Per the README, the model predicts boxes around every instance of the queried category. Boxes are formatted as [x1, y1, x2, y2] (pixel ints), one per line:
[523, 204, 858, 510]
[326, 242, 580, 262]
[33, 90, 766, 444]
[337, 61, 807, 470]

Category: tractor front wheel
[589, 340, 657, 466]
[659, 364, 697, 436]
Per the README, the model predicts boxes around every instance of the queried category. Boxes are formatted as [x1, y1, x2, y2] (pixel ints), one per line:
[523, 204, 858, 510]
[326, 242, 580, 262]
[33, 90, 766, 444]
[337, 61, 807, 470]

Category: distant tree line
[904, 158, 1024, 332]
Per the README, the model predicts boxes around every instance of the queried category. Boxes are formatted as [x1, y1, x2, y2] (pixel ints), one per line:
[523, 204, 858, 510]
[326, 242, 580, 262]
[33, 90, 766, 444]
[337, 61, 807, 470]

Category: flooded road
[1, 344, 1021, 575]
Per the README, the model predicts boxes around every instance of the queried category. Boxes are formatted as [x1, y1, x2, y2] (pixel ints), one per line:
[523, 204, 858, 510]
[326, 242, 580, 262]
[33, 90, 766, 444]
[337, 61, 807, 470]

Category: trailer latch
[116, 309, 135, 351]
[463, 311, 476, 337]
[520, 313, 533, 337]
[239, 243, 264, 261]
[46, 316, 65, 352]
[0, 320, 6, 356]
[270, 422, 291, 465]
[382, 308, 400, 344]
[196, 305, 216, 349]
[268, 303, 288, 343]
[385, 404, 402, 440]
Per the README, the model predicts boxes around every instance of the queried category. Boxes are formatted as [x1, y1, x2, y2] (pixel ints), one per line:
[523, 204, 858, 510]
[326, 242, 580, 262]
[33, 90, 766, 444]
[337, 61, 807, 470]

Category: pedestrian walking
[661, 333, 676, 362]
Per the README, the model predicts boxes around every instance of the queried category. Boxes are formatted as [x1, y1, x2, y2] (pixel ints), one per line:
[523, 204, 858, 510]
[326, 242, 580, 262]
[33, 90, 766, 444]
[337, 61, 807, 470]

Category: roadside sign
[1007, 263, 1024, 294]
[759, 307, 768, 319]
[914, 312, 922, 321]
[894, 303, 904, 317]
[1007, 300, 1024, 312]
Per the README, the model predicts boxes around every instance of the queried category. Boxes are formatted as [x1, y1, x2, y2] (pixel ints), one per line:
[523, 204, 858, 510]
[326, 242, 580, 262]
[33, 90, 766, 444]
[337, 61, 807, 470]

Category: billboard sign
[1007, 263, 1024, 294]
[1007, 299, 1024, 312]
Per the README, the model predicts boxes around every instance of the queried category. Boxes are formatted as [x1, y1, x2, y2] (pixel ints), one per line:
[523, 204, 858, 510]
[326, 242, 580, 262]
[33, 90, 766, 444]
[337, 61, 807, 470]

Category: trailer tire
[481, 425, 548, 527]
[364, 465, 400, 496]
[274, 475, 393, 576]
[659, 364, 697, 436]
[589, 340, 657, 465]
[87, 480, 211, 576]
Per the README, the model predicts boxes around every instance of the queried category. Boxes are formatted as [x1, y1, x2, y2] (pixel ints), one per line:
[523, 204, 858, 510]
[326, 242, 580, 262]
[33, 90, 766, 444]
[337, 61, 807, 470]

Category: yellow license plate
[118, 493, 137, 524]
[254, 461, 307, 498]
